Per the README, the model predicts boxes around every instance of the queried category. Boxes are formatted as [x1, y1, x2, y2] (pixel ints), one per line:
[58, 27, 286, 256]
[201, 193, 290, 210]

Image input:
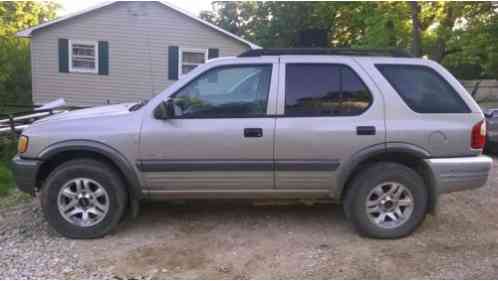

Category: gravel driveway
[1, 157, 498, 279]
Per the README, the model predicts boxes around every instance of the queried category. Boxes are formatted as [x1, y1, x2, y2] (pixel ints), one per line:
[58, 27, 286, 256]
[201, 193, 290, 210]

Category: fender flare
[335, 142, 432, 199]
[37, 140, 143, 201]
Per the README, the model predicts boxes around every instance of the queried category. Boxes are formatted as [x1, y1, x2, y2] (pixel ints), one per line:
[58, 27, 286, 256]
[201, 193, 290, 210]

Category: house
[17, 1, 258, 106]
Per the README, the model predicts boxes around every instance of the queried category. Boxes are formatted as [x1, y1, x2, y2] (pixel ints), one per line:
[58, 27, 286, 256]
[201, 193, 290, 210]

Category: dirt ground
[1, 158, 498, 279]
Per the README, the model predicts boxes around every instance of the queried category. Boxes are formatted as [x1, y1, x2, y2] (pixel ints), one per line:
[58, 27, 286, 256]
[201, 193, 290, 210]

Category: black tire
[40, 159, 127, 239]
[344, 162, 428, 239]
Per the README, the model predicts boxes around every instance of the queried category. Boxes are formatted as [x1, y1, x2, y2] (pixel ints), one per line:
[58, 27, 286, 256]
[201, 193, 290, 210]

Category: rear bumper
[425, 155, 493, 194]
[11, 155, 41, 195]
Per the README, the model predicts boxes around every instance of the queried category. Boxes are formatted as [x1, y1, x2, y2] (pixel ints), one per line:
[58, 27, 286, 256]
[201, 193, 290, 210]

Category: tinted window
[376, 64, 470, 113]
[285, 64, 372, 116]
[173, 65, 272, 118]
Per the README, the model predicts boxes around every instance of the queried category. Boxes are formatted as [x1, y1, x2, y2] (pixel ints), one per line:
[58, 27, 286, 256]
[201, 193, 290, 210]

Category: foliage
[0, 1, 59, 107]
[443, 2, 498, 79]
[201, 1, 498, 79]
[0, 134, 17, 162]
[0, 2, 57, 196]
[0, 134, 16, 196]
[0, 162, 13, 196]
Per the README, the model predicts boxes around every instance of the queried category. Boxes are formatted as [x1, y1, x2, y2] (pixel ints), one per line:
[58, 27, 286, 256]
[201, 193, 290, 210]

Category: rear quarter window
[375, 64, 470, 114]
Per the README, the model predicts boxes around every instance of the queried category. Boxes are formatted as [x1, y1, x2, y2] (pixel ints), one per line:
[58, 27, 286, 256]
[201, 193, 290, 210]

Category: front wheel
[344, 162, 428, 239]
[40, 159, 127, 239]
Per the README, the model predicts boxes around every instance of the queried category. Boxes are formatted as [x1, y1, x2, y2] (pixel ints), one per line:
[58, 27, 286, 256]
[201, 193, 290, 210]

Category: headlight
[18, 135, 29, 153]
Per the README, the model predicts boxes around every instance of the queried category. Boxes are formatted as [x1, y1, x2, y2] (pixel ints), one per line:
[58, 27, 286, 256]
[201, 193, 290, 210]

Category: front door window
[172, 65, 273, 118]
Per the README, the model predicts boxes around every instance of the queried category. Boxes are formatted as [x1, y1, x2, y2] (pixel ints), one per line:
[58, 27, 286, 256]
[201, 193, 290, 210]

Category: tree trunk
[431, 4, 455, 62]
[410, 1, 422, 57]
[385, 19, 396, 47]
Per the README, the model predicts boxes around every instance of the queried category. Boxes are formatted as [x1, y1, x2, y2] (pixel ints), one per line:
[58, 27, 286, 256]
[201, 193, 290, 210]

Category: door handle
[356, 126, 376, 135]
[244, 128, 263, 138]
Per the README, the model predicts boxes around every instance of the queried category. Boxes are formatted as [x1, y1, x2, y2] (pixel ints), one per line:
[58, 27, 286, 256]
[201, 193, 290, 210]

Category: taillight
[471, 120, 486, 149]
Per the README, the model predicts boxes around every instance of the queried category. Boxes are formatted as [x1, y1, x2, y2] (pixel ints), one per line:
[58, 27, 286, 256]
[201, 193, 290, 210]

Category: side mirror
[153, 99, 175, 120]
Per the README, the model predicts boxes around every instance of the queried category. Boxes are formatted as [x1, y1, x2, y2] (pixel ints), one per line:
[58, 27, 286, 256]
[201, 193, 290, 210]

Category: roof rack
[238, 48, 413, 58]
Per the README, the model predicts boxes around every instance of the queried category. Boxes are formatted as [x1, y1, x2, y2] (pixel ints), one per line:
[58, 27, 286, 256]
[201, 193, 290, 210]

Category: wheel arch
[36, 140, 143, 204]
[336, 143, 437, 213]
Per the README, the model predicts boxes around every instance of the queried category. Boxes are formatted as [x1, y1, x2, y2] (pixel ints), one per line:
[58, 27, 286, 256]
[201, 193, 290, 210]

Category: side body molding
[37, 140, 144, 200]
[335, 142, 432, 199]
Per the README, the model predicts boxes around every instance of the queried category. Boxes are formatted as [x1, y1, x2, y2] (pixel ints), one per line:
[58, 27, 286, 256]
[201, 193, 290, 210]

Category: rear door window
[376, 64, 470, 113]
[285, 64, 372, 116]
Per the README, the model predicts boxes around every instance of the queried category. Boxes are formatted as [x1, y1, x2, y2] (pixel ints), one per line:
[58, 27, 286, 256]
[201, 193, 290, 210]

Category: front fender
[37, 140, 143, 200]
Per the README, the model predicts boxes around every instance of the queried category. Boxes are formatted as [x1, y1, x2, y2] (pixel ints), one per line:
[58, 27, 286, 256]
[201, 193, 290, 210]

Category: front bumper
[11, 155, 41, 195]
[425, 155, 493, 194]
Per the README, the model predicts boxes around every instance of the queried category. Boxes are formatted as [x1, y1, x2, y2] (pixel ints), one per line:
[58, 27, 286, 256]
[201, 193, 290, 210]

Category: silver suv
[12, 49, 492, 239]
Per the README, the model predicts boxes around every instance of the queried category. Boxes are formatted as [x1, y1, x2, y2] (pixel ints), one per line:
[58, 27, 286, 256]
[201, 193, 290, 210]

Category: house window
[69, 40, 98, 73]
[179, 48, 207, 77]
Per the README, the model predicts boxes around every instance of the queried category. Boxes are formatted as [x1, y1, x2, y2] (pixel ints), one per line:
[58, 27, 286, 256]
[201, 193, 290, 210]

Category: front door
[139, 59, 278, 191]
[274, 56, 385, 194]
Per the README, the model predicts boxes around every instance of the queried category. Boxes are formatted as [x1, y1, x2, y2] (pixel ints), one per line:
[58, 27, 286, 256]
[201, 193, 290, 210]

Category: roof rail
[238, 48, 413, 58]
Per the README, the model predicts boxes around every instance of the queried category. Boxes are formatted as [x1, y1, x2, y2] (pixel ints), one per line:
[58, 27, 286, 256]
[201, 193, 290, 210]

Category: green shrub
[0, 134, 17, 196]
[0, 162, 13, 196]
[0, 134, 17, 162]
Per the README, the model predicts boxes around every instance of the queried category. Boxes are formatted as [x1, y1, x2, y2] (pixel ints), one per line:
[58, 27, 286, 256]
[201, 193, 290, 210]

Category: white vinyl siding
[178, 48, 207, 77]
[69, 40, 98, 73]
[30, 2, 249, 106]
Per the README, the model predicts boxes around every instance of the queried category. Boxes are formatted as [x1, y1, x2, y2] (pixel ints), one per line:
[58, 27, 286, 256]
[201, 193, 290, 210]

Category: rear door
[274, 56, 385, 193]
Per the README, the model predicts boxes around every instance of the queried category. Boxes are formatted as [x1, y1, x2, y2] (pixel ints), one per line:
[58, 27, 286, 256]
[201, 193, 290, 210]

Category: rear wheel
[41, 159, 127, 239]
[344, 162, 428, 239]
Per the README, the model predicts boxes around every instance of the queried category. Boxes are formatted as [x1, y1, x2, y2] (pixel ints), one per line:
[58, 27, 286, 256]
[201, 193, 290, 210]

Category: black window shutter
[98, 41, 109, 75]
[58, 38, 69, 73]
[168, 46, 179, 80]
[208, 48, 219, 59]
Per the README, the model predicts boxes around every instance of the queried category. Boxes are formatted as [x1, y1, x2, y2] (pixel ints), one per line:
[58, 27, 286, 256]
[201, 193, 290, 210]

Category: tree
[352, 2, 410, 49]
[200, 2, 257, 38]
[410, 2, 422, 57]
[200, 2, 410, 49]
[0, 1, 59, 108]
[443, 2, 498, 79]
[201, 1, 498, 79]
